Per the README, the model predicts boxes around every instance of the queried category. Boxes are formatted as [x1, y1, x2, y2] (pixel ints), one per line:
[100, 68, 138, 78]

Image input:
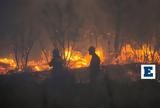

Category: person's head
[53, 48, 60, 58]
[88, 46, 96, 55]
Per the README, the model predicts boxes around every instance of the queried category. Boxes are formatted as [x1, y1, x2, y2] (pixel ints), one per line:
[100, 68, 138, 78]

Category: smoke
[0, 0, 160, 56]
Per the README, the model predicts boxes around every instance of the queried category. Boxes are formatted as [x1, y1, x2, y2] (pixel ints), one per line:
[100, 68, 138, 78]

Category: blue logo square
[141, 64, 156, 79]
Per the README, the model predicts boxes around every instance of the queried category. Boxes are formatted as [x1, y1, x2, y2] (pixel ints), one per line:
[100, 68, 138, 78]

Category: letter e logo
[141, 64, 156, 79]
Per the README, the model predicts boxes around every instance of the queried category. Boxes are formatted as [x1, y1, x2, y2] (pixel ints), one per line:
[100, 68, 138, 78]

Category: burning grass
[0, 47, 105, 74]
[113, 44, 160, 64]
[0, 44, 160, 74]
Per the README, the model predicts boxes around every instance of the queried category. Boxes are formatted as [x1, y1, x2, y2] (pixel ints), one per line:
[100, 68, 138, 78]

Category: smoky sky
[0, 0, 160, 55]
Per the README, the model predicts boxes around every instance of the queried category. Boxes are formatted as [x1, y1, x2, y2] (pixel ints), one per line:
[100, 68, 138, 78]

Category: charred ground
[0, 63, 160, 108]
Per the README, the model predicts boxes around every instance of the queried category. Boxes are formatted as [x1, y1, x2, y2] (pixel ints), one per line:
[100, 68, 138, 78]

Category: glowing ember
[34, 66, 43, 72]
[28, 60, 49, 72]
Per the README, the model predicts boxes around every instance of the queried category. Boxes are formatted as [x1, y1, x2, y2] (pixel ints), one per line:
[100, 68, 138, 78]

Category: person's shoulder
[95, 54, 100, 61]
[95, 54, 100, 58]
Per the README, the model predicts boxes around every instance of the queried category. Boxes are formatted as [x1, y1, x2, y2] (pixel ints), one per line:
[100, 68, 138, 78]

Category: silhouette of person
[49, 48, 64, 77]
[88, 46, 100, 83]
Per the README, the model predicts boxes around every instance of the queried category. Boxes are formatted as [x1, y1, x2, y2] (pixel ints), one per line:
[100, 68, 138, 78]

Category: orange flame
[64, 47, 105, 68]
[112, 44, 160, 64]
[1, 44, 159, 74]
[0, 58, 16, 74]
[0, 47, 105, 73]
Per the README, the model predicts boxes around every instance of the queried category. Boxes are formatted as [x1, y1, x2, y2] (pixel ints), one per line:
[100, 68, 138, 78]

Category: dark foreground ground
[0, 64, 160, 108]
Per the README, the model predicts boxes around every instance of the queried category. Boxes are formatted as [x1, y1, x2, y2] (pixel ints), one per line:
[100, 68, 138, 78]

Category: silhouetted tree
[42, 0, 83, 67]
[11, 17, 35, 71]
[114, 0, 124, 58]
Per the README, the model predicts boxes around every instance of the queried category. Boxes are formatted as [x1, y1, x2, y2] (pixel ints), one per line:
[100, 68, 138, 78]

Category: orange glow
[0, 47, 105, 73]
[112, 44, 160, 64]
[64, 47, 105, 68]
[0, 58, 16, 68]
[28, 60, 49, 72]
[0, 58, 16, 74]
[1, 44, 159, 74]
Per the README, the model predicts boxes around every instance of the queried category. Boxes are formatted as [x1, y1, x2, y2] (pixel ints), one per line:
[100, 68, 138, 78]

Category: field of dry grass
[0, 64, 160, 108]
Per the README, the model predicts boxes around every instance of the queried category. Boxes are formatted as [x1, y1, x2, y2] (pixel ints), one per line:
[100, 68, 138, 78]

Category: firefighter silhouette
[49, 48, 64, 76]
[88, 46, 100, 83]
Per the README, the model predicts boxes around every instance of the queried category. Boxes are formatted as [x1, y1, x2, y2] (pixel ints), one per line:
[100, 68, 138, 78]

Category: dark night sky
[0, 0, 160, 56]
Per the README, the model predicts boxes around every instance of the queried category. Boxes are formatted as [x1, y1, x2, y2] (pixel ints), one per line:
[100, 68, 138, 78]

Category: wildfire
[112, 44, 160, 64]
[0, 58, 16, 68]
[0, 58, 16, 74]
[28, 60, 50, 72]
[64, 47, 105, 68]
[0, 47, 105, 73]
[1, 43, 159, 74]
